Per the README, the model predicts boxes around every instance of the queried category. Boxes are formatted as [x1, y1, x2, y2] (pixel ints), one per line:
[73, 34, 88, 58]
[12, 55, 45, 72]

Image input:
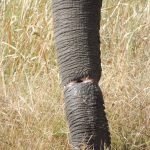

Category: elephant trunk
[65, 82, 110, 149]
[52, 0, 110, 149]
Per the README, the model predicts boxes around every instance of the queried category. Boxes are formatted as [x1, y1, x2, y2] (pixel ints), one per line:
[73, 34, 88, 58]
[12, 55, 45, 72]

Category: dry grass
[0, 0, 149, 149]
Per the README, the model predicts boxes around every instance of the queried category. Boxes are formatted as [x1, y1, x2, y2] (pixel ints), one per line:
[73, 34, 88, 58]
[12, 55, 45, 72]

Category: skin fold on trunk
[52, 0, 111, 149]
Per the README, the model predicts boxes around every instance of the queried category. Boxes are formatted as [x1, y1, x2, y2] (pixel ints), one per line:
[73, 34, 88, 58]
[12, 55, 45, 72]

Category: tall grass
[0, 0, 149, 149]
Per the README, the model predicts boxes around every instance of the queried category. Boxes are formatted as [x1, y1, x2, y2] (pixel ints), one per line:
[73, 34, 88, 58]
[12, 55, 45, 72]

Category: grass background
[0, 0, 150, 149]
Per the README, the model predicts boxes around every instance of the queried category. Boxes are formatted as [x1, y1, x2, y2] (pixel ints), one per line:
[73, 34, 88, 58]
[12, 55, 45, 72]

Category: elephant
[52, 0, 111, 149]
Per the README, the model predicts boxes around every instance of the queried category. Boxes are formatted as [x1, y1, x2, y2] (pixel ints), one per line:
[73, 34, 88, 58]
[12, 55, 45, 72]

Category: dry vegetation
[0, 0, 150, 149]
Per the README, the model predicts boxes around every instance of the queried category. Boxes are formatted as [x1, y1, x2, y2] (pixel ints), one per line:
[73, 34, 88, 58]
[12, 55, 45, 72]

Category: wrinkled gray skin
[52, 0, 111, 149]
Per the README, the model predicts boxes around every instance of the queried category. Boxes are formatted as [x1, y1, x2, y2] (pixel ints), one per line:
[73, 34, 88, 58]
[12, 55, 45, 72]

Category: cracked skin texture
[64, 81, 110, 149]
